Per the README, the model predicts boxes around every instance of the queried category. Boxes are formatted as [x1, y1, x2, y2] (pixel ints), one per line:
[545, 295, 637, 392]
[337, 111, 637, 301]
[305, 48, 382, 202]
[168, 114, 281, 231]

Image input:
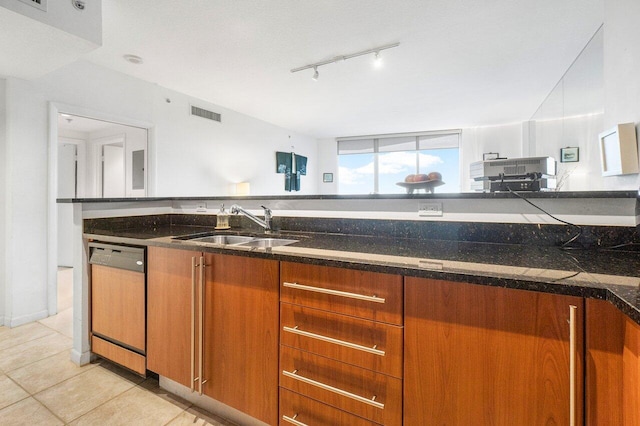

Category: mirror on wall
[528, 26, 604, 192]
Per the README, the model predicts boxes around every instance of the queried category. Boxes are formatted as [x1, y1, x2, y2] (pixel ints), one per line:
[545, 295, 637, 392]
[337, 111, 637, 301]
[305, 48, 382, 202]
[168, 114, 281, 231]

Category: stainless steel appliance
[470, 156, 557, 192]
[89, 242, 146, 375]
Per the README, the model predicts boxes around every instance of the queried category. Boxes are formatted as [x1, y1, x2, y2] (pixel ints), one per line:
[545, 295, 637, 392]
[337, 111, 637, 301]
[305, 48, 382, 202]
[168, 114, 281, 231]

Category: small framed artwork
[560, 147, 579, 163]
[483, 152, 499, 160]
[323, 172, 333, 183]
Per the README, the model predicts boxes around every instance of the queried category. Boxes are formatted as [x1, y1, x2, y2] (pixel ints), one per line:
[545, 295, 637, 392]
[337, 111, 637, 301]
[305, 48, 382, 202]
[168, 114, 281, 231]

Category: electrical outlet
[419, 202, 443, 217]
[196, 203, 207, 212]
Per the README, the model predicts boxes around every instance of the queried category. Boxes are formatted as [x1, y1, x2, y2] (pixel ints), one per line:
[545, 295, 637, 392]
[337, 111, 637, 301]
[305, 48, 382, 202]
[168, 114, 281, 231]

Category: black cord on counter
[507, 187, 583, 249]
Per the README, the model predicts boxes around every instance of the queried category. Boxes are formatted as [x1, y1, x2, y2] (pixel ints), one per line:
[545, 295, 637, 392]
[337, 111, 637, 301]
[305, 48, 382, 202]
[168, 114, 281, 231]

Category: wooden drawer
[279, 388, 377, 426]
[280, 346, 402, 426]
[280, 262, 403, 325]
[92, 335, 146, 376]
[281, 303, 403, 378]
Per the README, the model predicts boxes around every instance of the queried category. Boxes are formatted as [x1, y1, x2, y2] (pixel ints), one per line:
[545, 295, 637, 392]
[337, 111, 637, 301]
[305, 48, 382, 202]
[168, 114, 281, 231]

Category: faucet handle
[261, 205, 272, 215]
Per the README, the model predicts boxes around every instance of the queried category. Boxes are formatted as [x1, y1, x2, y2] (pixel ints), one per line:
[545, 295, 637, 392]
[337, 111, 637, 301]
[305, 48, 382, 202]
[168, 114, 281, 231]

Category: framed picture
[598, 123, 639, 176]
[322, 172, 333, 183]
[560, 147, 579, 163]
[483, 152, 499, 161]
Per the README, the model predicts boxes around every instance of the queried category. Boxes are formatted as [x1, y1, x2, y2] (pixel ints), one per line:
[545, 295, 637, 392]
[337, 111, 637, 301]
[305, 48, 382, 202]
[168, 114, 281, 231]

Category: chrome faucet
[230, 204, 273, 233]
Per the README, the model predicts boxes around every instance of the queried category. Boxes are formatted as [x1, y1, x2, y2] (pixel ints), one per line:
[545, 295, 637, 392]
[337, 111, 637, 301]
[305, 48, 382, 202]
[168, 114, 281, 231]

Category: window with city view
[337, 131, 460, 194]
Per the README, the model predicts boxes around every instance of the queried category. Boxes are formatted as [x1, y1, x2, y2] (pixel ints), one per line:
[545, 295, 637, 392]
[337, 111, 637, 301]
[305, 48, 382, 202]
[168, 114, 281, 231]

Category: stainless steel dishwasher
[89, 242, 146, 375]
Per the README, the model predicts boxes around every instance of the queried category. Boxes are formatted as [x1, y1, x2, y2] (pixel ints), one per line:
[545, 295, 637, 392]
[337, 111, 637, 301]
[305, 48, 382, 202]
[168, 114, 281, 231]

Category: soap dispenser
[216, 204, 230, 229]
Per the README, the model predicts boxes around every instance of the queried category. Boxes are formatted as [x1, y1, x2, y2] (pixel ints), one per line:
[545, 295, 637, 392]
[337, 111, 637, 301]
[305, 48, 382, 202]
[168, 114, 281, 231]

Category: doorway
[54, 112, 150, 313]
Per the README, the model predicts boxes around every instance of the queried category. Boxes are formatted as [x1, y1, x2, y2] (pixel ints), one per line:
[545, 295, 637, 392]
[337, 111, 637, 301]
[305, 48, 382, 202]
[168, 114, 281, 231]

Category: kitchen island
[63, 192, 640, 425]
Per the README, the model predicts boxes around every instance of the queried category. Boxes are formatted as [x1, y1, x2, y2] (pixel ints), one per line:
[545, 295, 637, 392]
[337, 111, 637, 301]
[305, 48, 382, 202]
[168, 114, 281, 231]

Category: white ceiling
[64, 1, 603, 138]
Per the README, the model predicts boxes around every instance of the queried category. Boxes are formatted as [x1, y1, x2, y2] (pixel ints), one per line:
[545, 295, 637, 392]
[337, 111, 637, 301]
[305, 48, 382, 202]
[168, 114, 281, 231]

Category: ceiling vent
[18, 0, 47, 11]
[190, 105, 221, 123]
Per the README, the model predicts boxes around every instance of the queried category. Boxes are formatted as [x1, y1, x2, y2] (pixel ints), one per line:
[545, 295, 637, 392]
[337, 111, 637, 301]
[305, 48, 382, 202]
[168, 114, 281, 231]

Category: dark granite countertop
[61, 189, 639, 203]
[84, 223, 640, 326]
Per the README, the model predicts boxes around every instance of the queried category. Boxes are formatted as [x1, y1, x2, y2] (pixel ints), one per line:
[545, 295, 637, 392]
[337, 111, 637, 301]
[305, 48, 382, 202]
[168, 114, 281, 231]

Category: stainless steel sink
[190, 235, 255, 245]
[238, 238, 298, 248]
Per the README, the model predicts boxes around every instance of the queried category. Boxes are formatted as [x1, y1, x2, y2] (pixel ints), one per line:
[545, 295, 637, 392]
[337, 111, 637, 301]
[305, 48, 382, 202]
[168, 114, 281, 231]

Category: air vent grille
[191, 105, 221, 123]
[18, 0, 47, 11]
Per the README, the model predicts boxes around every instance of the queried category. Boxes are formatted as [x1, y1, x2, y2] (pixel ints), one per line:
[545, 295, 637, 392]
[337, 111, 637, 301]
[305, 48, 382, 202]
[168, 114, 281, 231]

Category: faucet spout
[230, 204, 273, 233]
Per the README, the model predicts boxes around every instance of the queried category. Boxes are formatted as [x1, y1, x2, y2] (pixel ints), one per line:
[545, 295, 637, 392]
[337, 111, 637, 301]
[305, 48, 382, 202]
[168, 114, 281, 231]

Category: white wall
[0, 78, 6, 323]
[316, 138, 339, 194]
[604, 0, 640, 190]
[152, 87, 318, 196]
[3, 77, 49, 326]
[1, 60, 319, 326]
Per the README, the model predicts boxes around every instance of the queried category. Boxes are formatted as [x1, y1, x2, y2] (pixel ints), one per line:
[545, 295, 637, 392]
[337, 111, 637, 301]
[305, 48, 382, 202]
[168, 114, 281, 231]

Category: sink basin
[239, 238, 298, 248]
[190, 235, 255, 245]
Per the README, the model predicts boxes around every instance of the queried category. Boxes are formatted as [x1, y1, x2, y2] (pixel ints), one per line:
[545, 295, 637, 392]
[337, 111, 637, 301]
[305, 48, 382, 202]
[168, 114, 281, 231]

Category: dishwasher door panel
[91, 264, 146, 352]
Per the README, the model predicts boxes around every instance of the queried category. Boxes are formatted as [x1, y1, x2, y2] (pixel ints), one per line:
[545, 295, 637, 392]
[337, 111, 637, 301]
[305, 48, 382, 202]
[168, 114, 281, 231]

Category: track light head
[374, 51, 383, 68]
[312, 67, 319, 81]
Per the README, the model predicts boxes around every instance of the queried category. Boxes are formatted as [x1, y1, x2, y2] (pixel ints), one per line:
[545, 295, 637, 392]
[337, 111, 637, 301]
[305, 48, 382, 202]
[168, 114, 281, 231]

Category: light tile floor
[0, 270, 236, 425]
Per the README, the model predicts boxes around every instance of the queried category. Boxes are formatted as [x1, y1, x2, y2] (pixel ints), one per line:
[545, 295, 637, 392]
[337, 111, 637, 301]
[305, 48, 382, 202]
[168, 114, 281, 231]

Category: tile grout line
[0, 375, 66, 425]
[0, 344, 73, 375]
[33, 364, 142, 425]
[0, 327, 59, 352]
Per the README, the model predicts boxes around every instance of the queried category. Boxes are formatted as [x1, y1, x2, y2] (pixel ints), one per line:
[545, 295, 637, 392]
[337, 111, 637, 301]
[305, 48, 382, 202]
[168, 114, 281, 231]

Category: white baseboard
[70, 348, 92, 366]
[8, 309, 48, 328]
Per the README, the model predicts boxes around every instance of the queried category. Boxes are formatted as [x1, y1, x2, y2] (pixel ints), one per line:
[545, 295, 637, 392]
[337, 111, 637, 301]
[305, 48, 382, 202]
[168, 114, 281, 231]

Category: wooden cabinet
[586, 299, 640, 425]
[147, 247, 279, 425]
[147, 247, 194, 387]
[404, 277, 584, 426]
[201, 252, 279, 425]
[279, 262, 403, 426]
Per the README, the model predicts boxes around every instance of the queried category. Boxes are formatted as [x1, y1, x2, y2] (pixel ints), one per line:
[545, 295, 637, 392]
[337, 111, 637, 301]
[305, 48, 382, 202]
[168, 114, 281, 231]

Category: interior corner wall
[0, 78, 6, 324]
[604, 0, 640, 189]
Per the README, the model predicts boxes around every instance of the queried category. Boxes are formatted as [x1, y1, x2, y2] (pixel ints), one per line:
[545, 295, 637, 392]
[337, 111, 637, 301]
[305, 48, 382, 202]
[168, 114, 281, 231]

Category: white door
[57, 143, 77, 267]
[102, 144, 125, 197]
[58, 143, 77, 198]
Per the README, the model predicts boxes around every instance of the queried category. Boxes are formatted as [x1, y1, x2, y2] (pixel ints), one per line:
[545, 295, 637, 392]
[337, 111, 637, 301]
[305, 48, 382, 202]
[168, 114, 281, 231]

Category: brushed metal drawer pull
[569, 304, 578, 426]
[283, 369, 385, 409]
[282, 414, 308, 426]
[283, 282, 386, 304]
[283, 325, 385, 356]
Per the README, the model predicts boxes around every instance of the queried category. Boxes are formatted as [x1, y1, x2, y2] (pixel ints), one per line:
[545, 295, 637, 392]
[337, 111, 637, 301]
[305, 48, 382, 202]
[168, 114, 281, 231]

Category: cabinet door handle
[190, 257, 197, 392]
[569, 304, 577, 426]
[283, 325, 385, 356]
[198, 256, 205, 395]
[282, 369, 384, 409]
[282, 414, 308, 426]
[283, 282, 385, 304]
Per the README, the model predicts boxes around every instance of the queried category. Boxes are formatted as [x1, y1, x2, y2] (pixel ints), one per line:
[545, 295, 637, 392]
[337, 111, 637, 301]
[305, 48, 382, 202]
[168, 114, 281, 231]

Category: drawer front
[279, 388, 377, 426]
[281, 303, 403, 378]
[91, 264, 146, 352]
[91, 335, 146, 376]
[280, 262, 403, 325]
[280, 346, 402, 426]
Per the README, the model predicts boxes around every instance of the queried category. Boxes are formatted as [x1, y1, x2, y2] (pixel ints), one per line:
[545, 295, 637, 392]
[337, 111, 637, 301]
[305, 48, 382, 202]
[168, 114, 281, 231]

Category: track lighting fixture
[291, 42, 399, 80]
[374, 51, 383, 68]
